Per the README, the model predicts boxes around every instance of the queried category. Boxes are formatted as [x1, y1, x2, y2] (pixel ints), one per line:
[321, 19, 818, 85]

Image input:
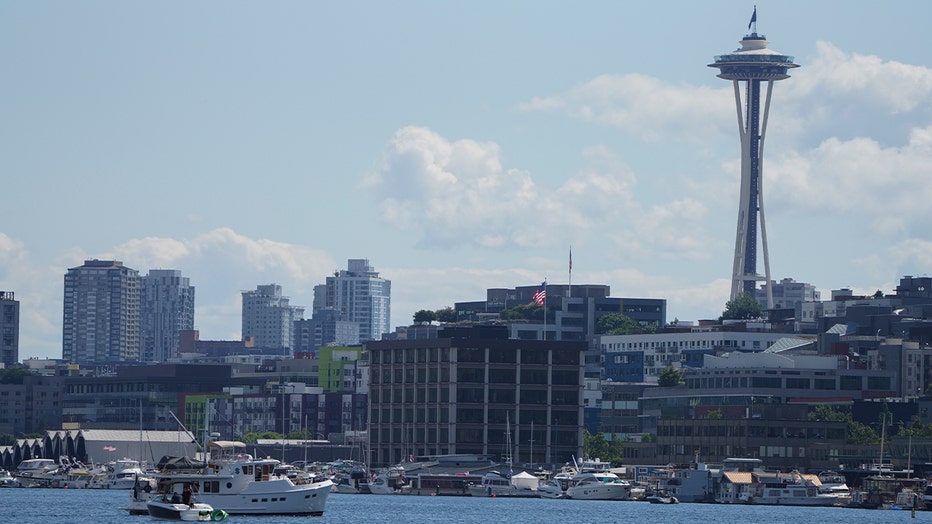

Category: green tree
[707, 409, 723, 420]
[435, 306, 457, 323]
[286, 429, 312, 440]
[0, 365, 36, 385]
[721, 292, 764, 320]
[808, 404, 849, 422]
[413, 309, 437, 323]
[595, 313, 639, 335]
[500, 303, 545, 323]
[582, 429, 624, 466]
[0, 433, 15, 446]
[847, 420, 880, 444]
[657, 366, 682, 387]
[241, 431, 283, 444]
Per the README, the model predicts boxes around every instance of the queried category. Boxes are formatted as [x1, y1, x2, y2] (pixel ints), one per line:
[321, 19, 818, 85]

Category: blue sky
[5, 1, 932, 359]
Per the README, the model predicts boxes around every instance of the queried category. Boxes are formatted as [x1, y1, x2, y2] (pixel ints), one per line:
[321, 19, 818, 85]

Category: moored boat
[564, 471, 631, 500]
[12, 458, 58, 488]
[368, 465, 413, 495]
[108, 458, 155, 489]
[467, 470, 539, 498]
[748, 470, 837, 507]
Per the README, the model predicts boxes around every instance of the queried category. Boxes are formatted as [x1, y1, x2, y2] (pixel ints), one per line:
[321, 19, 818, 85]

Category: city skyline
[5, 2, 932, 359]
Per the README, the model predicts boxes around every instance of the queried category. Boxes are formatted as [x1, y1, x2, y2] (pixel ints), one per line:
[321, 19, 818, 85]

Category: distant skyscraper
[241, 284, 304, 351]
[0, 291, 19, 366]
[293, 309, 360, 354]
[141, 269, 195, 362]
[323, 259, 390, 342]
[63, 259, 141, 364]
[709, 11, 798, 304]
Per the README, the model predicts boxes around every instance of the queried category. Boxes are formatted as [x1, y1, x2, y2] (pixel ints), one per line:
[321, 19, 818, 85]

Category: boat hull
[146, 475, 332, 516]
[565, 484, 629, 500]
[146, 500, 217, 521]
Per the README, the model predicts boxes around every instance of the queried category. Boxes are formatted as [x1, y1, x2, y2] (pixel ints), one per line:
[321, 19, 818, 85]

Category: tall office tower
[241, 284, 304, 351]
[324, 259, 390, 342]
[709, 12, 798, 305]
[0, 291, 19, 366]
[141, 269, 195, 362]
[62, 259, 141, 364]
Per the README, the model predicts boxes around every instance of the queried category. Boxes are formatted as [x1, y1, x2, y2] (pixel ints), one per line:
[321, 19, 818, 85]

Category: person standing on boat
[182, 484, 193, 505]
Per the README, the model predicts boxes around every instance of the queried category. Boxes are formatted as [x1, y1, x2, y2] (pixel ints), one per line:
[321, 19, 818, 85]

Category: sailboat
[849, 412, 928, 510]
[467, 413, 539, 498]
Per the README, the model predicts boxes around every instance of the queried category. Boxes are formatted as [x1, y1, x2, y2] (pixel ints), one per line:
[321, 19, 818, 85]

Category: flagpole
[568, 247, 572, 300]
[543, 278, 547, 341]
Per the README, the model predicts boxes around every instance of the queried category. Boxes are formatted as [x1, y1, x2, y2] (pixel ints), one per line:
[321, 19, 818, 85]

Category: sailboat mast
[529, 421, 534, 466]
[879, 412, 887, 471]
[138, 398, 143, 463]
[506, 412, 513, 474]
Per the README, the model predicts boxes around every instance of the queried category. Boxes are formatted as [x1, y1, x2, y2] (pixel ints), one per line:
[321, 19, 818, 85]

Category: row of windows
[684, 375, 890, 391]
[370, 347, 580, 366]
[603, 339, 765, 350]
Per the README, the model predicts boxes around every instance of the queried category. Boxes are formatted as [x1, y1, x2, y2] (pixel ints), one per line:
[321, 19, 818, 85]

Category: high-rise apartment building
[0, 291, 19, 366]
[62, 259, 141, 364]
[319, 259, 390, 342]
[241, 284, 304, 351]
[141, 269, 195, 362]
[293, 309, 360, 355]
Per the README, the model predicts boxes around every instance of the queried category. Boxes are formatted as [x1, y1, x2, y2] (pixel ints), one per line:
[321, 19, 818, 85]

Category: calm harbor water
[0, 488, 926, 523]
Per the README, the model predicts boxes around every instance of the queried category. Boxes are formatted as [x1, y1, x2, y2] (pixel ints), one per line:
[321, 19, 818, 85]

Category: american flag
[533, 282, 546, 306]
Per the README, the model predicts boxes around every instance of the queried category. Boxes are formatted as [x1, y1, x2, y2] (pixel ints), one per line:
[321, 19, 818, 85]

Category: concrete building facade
[241, 284, 304, 351]
[320, 259, 390, 342]
[365, 325, 585, 468]
[141, 269, 195, 362]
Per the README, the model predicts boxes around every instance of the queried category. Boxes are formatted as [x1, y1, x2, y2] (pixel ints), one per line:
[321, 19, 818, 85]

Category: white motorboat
[816, 470, 850, 503]
[0, 469, 17, 487]
[108, 458, 155, 489]
[645, 493, 679, 504]
[564, 471, 631, 500]
[12, 458, 59, 488]
[537, 478, 567, 499]
[537, 466, 576, 499]
[368, 465, 413, 495]
[467, 471, 539, 498]
[146, 491, 226, 522]
[131, 441, 332, 516]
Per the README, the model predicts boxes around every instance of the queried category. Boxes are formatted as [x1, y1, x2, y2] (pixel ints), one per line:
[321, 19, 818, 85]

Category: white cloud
[517, 74, 732, 143]
[363, 127, 716, 265]
[792, 42, 932, 115]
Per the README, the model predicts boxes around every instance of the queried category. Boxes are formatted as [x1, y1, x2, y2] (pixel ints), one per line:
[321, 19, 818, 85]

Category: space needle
[709, 8, 798, 306]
